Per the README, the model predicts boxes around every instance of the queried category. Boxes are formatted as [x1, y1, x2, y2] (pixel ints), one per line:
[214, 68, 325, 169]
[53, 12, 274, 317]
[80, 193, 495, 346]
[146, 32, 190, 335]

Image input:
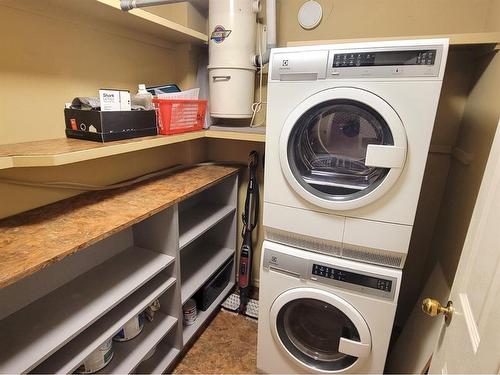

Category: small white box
[119, 91, 131, 111]
[99, 89, 121, 111]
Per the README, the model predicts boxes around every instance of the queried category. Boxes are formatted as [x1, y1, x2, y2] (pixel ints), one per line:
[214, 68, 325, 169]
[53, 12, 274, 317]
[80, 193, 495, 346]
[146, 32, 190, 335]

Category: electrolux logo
[210, 25, 232, 43]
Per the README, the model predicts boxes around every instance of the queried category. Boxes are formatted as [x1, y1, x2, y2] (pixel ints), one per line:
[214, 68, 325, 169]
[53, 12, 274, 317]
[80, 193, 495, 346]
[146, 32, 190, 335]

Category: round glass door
[270, 288, 371, 373]
[277, 298, 360, 371]
[289, 100, 393, 200]
[279, 88, 407, 211]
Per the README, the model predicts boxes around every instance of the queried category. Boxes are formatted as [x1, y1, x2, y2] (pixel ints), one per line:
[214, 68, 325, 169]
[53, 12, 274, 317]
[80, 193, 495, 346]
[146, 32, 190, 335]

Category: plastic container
[183, 299, 197, 326]
[133, 84, 154, 110]
[76, 338, 114, 374]
[153, 99, 207, 135]
[113, 312, 145, 342]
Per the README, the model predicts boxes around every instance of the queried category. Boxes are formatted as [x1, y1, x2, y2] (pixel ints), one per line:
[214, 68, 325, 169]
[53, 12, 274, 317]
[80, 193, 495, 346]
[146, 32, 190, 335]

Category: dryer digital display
[312, 264, 392, 292]
[333, 49, 437, 68]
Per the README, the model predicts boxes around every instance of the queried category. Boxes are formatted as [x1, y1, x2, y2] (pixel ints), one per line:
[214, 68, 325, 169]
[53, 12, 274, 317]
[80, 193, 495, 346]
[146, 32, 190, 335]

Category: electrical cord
[0, 161, 245, 191]
[250, 23, 266, 128]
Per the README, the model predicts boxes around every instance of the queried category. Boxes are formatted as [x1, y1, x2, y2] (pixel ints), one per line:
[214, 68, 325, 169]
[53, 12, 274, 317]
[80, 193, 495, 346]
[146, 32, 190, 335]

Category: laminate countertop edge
[0, 165, 240, 289]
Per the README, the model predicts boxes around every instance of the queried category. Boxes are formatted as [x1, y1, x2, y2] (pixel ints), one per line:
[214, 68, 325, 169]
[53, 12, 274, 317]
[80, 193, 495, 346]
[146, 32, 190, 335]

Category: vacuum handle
[212, 75, 231, 82]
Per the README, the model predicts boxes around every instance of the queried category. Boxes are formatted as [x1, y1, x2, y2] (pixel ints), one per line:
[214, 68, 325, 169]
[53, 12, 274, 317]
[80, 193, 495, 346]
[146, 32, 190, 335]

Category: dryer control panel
[271, 42, 445, 81]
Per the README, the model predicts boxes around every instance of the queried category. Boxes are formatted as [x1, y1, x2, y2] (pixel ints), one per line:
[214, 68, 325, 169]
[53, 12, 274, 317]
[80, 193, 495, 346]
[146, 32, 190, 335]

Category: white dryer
[264, 39, 449, 268]
[257, 241, 402, 374]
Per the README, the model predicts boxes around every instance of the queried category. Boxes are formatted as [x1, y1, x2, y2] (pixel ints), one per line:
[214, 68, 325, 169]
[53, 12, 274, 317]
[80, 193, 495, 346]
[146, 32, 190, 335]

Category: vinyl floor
[172, 309, 258, 374]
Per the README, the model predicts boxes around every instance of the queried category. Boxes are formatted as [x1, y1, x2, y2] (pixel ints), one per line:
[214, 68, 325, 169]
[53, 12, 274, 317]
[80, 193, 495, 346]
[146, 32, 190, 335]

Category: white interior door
[429, 120, 500, 374]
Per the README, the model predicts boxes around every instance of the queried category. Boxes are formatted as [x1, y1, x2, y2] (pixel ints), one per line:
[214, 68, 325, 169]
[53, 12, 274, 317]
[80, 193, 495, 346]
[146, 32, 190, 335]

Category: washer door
[280, 87, 407, 210]
[270, 288, 371, 373]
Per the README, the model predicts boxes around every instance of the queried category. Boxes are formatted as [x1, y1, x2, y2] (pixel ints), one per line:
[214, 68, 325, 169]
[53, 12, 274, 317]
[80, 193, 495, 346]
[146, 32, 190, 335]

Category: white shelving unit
[177, 177, 238, 347]
[182, 282, 235, 344]
[135, 340, 181, 374]
[0, 247, 174, 373]
[102, 313, 178, 374]
[179, 204, 236, 250]
[0, 173, 238, 374]
[33, 276, 176, 374]
[181, 244, 235, 304]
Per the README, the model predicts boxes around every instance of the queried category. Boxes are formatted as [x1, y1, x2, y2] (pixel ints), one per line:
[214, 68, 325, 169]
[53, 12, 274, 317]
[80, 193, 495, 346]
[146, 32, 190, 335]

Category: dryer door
[270, 287, 372, 373]
[280, 87, 407, 211]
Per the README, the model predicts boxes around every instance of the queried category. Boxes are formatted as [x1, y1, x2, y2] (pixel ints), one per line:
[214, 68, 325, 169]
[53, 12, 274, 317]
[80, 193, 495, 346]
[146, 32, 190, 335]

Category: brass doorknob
[422, 298, 454, 325]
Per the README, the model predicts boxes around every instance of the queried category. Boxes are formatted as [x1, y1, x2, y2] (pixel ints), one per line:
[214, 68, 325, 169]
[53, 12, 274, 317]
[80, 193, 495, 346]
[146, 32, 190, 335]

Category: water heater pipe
[253, 0, 276, 67]
[120, 0, 189, 11]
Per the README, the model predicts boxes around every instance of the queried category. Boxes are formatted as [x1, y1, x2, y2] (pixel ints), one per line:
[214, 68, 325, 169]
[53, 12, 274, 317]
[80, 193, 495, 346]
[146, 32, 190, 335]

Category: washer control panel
[263, 247, 398, 300]
[312, 264, 392, 292]
[332, 49, 436, 68]
[310, 262, 396, 300]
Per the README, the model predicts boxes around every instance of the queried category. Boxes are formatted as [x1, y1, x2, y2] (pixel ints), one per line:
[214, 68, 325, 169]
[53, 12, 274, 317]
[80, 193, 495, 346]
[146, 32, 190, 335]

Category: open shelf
[181, 245, 235, 304]
[205, 126, 266, 142]
[0, 247, 174, 374]
[287, 32, 500, 48]
[134, 331, 181, 374]
[0, 129, 265, 170]
[1, 0, 207, 46]
[179, 204, 236, 250]
[102, 313, 178, 374]
[134, 339, 180, 374]
[95, 0, 208, 44]
[33, 275, 176, 374]
[182, 282, 235, 344]
[0, 132, 205, 169]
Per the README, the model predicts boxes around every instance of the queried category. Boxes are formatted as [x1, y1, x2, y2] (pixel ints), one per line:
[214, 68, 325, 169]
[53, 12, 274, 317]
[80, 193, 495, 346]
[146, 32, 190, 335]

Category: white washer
[257, 241, 402, 374]
[264, 39, 449, 268]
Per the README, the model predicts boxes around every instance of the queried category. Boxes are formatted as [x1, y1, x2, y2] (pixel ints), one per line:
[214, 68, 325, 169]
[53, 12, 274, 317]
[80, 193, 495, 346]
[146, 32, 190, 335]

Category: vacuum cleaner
[238, 151, 259, 315]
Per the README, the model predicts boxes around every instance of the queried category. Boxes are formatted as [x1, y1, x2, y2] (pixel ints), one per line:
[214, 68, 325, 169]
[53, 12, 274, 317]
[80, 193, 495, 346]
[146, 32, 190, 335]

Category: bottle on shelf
[132, 84, 154, 110]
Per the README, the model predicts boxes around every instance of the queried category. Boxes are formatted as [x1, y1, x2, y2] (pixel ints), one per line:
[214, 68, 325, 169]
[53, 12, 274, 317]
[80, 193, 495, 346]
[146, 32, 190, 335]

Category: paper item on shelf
[156, 88, 200, 100]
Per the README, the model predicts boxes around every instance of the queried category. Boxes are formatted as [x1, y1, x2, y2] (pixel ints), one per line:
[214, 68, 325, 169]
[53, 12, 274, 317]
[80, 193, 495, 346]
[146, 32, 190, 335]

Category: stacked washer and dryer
[257, 39, 449, 373]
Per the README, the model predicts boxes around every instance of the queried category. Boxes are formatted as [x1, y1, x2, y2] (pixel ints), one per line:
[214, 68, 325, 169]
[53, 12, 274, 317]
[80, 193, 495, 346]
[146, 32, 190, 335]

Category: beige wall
[276, 0, 492, 46]
[146, 2, 207, 34]
[206, 139, 266, 286]
[0, 2, 204, 218]
[394, 48, 481, 326]
[0, 3, 181, 145]
[0, 139, 208, 219]
[388, 1, 500, 370]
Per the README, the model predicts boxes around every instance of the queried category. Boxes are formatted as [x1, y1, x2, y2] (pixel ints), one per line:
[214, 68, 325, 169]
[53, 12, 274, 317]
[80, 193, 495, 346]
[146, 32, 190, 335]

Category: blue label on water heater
[211, 25, 232, 43]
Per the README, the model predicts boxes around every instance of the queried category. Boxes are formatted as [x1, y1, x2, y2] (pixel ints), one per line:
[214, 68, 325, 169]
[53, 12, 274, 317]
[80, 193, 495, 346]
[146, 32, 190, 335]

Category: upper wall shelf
[1, 0, 208, 46]
[95, 0, 208, 44]
[287, 32, 500, 48]
[0, 128, 265, 170]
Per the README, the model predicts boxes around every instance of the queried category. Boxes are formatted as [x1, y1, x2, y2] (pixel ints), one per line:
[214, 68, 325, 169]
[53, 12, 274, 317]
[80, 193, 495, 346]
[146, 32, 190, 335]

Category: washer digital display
[333, 49, 437, 68]
[312, 264, 392, 292]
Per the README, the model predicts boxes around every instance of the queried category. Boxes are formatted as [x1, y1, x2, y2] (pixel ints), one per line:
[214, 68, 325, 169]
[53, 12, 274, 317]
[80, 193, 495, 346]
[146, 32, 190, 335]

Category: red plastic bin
[153, 98, 207, 135]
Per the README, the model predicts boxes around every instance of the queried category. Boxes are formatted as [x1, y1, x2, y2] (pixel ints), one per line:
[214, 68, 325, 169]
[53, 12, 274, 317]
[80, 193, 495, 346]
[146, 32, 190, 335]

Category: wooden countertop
[0, 130, 265, 170]
[0, 165, 239, 289]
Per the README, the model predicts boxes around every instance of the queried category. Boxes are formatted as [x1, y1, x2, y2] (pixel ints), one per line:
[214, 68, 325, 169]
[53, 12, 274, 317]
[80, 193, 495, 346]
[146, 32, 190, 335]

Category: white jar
[76, 338, 114, 374]
[183, 299, 197, 326]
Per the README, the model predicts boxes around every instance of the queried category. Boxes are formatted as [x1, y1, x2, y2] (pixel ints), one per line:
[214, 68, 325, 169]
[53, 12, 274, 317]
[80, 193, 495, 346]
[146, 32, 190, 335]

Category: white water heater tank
[208, 0, 258, 118]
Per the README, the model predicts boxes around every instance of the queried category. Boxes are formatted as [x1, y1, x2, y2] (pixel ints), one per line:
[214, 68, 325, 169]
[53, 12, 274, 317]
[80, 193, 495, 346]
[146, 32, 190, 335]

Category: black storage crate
[64, 109, 157, 142]
[194, 258, 234, 311]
